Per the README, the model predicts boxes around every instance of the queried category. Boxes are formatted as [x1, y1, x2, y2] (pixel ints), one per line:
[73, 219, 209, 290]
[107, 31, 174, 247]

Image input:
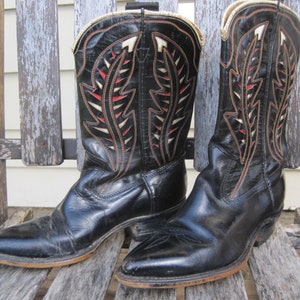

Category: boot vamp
[59, 168, 149, 249]
[121, 152, 283, 278]
[0, 159, 185, 260]
[120, 188, 246, 277]
[0, 213, 76, 258]
[0, 167, 147, 259]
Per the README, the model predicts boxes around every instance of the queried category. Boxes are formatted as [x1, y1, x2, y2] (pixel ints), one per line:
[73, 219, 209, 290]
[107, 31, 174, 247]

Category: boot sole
[0, 205, 180, 269]
[115, 215, 279, 288]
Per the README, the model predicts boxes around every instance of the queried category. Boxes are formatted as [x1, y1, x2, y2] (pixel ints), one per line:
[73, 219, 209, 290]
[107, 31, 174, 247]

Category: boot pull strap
[125, 2, 159, 11]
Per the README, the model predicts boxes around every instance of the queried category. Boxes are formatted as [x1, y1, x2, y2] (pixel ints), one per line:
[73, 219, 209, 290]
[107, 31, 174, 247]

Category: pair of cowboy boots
[0, 0, 299, 288]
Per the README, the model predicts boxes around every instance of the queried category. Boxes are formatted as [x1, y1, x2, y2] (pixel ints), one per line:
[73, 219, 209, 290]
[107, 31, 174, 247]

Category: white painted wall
[3, 0, 300, 209]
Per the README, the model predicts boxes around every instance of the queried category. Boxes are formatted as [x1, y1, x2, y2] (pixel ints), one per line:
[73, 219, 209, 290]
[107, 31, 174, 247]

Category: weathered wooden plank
[194, 0, 300, 170]
[74, 0, 116, 32]
[0, 208, 49, 300]
[0, 208, 33, 228]
[116, 285, 176, 300]
[295, 207, 300, 224]
[194, 0, 233, 171]
[74, 0, 116, 170]
[0, 161, 6, 225]
[284, 0, 300, 168]
[0, 138, 77, 160]
[248, 224, 300, 300]
[185, 271, 248, 300]
[0, 139, 21, 160]
[138, 0, 178, 13]
[43, 231, 124, 300]
[285, 224, 300, 249]
[0, 266, 49, 300]
[0, 0, 7, 225]
[16, 0, 63, 166]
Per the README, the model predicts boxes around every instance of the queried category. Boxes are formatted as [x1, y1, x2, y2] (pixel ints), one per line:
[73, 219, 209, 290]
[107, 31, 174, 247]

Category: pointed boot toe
[0, 8, 203, 268]
[116, 0, 300, 288]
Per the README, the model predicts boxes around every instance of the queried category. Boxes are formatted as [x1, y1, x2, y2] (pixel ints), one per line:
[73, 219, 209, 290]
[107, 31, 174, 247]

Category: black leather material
[117, 1, 300, 288]
[0, 10, 202, 267]
[74, 10, 202, 172]
[0, 158, 186, 262]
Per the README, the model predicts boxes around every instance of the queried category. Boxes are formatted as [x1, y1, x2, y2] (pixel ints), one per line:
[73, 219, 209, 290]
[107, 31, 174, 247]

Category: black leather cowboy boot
[117, 0, 300, 288]
[0, 8, 203, 268]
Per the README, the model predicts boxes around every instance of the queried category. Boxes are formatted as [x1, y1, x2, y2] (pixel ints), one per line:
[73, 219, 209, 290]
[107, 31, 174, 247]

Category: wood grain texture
[185, 272, 248, 300]
[74, 0, 116, 34]
[43, 231, 124, 300]
[74, 0, 116, 170]
[194, 0, 233, 171]
[116, 285, 176, 300]
[1, 208, 33, 228]
[0, 206, 48, 300]
[295, 208, 300, 224]
[138, 0, 178, 13]
[0, 0, 6, 225]
[284, 224, 300, 249]
[0, 162, 7, 225]
[0, 266, 49, 300]
[194, 0, 300, 170]
[249, 224, 300, 300]
[283, 0, 300, 168]
[0, 139, 21, 159]
[16, 0, 63, 166]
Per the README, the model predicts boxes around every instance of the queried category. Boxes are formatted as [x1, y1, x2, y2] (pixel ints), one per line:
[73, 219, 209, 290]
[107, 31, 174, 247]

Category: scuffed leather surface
[0, 11, 202, 263]
[0, 158, 186, 259]
[119, 2, 300, 283]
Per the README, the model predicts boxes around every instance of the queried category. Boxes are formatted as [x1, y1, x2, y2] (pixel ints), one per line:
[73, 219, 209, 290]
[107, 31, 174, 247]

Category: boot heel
[254, 219, 277, 247]
[127, 208, 176, 242]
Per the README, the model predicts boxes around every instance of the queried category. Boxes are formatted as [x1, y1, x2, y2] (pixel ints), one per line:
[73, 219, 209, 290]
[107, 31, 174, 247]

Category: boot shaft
[73, 10, 203, 174]
[209, 0, 300, 201]
[215, 0, 300, 161]
[211, 0, 300, 196]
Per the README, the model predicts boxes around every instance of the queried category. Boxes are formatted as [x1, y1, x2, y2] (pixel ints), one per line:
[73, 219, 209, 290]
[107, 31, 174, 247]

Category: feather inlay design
[80, 34, 140, 175]
[149, 33, 196, 166]
[267, 27, 297, 163]
[224, 23, 267, 197]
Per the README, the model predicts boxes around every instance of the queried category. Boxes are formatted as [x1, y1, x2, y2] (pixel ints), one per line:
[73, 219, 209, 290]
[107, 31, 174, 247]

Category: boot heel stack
[127, 207, 179, 241]
[117, 0, 300, 288]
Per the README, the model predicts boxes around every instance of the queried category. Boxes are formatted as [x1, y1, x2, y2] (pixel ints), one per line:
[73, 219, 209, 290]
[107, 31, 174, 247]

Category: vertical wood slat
[284, 0, 300, 168]
[194, 0, 300, 171]
[248, 224, 300, 299]
[194, 0, 233, 171]
[44, 232, 124, 300]
[0, 0, 7, 225]
[16, 0, 63, 166]
[0, 211, 48, 300]
[138, 0, 178, 12]
[185, 272, 248, 300]
[74, 0, 116, 170]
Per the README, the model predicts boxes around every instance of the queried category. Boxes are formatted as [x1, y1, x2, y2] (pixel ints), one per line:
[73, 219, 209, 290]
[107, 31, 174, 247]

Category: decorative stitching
[267, 26, 298, 163]
[80, 33, 141, 176]
[224, 22, 267, 198]
[149, 32, 196, 166]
